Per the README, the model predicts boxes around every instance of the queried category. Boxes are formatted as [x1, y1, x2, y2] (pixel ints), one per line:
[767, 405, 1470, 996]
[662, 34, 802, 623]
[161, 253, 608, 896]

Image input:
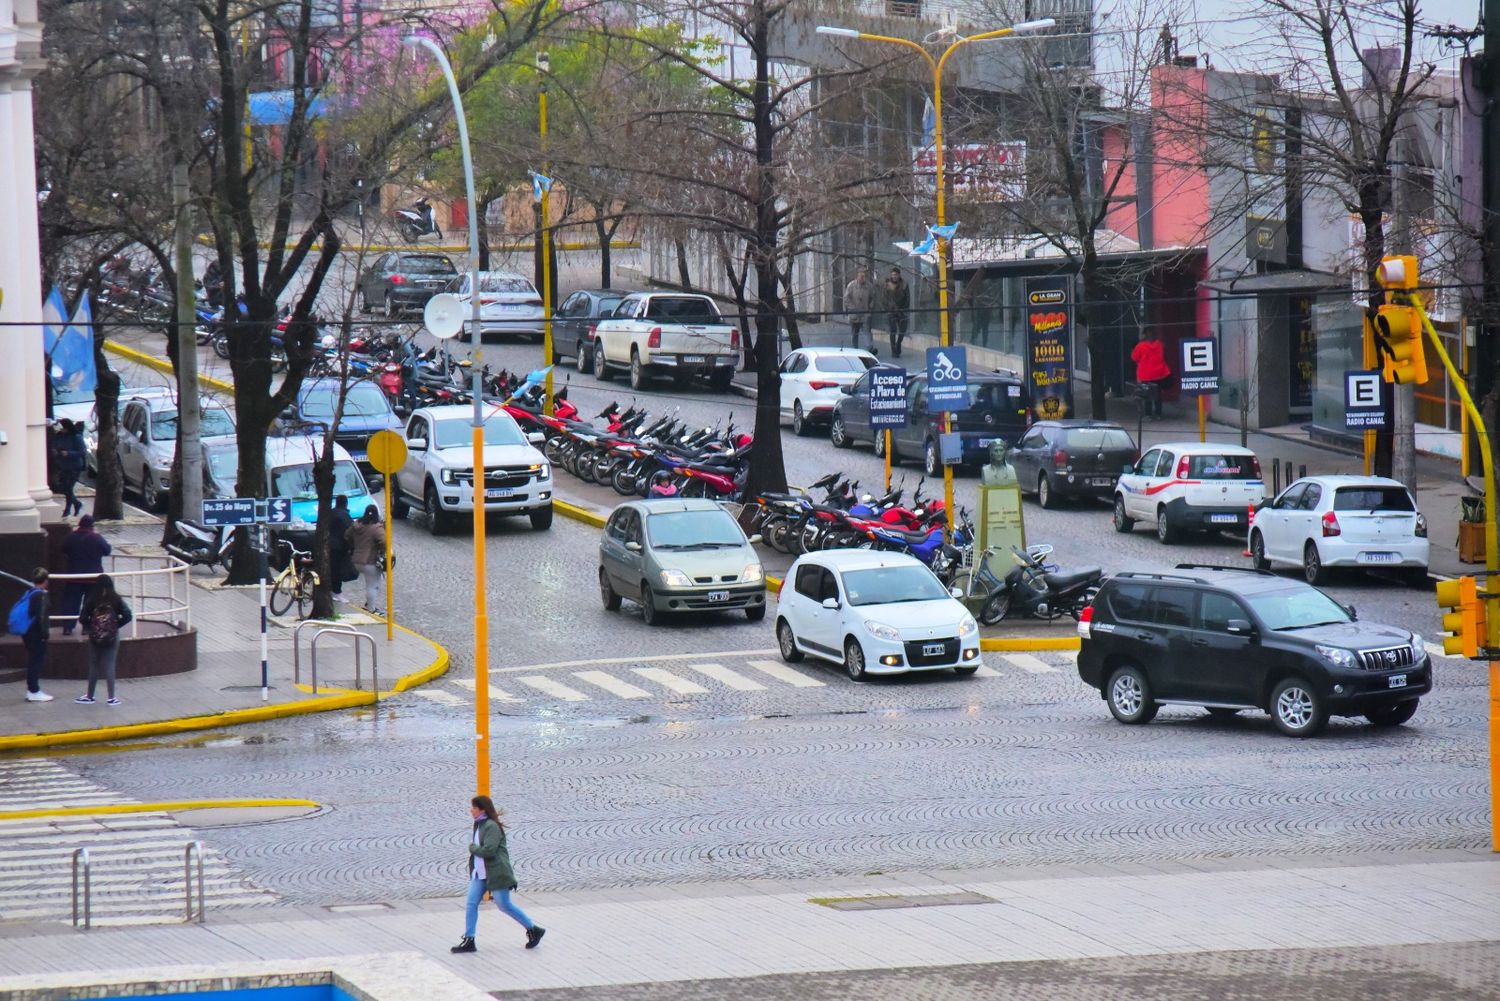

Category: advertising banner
[1025, 277, 1072, 419]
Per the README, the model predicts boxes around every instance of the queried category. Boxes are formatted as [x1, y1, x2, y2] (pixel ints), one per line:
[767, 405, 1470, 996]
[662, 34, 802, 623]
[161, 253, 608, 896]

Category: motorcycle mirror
[747, 534, 762, 545]
[949, 586, 964, 599]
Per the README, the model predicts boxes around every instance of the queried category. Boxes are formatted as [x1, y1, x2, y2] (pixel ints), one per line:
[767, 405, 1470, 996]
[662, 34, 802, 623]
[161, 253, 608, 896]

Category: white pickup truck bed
[594, 293, 739, 391]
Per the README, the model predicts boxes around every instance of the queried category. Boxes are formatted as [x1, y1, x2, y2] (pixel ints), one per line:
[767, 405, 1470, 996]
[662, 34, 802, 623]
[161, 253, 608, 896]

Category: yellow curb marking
[981, 636, 1081, 652]
[553, 498, 607, 529]
[103, 340, 235, 394]
[0, 799, 319, 821]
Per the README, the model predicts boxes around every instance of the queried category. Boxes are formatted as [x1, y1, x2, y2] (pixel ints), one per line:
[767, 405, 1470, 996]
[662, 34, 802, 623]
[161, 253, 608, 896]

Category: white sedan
[775, 550, 982, 680]
[450, 271, 544, 342]
[778, 347, 877, 436]
[1248, 474, 1429, 586]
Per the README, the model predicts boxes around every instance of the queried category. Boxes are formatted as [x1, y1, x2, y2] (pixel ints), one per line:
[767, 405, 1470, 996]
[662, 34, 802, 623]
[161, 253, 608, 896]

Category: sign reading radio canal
[1024, 277, 1073, 419]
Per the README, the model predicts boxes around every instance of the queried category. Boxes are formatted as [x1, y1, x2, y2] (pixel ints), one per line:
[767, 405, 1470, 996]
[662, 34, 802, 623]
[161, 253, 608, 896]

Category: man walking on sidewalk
[884, 268, 910, 358]
[843, 268, 877, 353]
[60, 515, 110, 635]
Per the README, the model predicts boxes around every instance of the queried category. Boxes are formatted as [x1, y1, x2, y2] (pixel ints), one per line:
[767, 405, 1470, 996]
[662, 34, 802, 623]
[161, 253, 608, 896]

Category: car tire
[1271, 677, 1328, 737]
[1106, 665, 1159, 724]
[710, 368, 734, 391]
[1250, 530, 1270, 570]
[599, 568, 621, 611]
[1365, 699, 1419, 727]
[360, 290, 372, 313]
[953, 664, 979, 676]
[576, 344, 591, 373]
[594, 345, 614, 381]
[391, 481, 411, 520]
[873, 427, 887, 458]
[777, 619, 804, 662]
[1155, 507, 1176, 545]
[1113, 496, 1134, 533]
[924, 439, 941, 478]
[529, 505, 553, 531]
[830, 413, 851, 449]
[1302, 542, 1326, 585]
[843, 637, 868, 682]
[792, 401, 808, 437]
[1038, 473, 1057, 509]
[424, 484, 448, 536]
[745, 603, 766, 622]
[629, 350, 647, 391]
[384, 293, 396, 319]
[1204, 706, 1241, 718]
[140, 474, 162, 513]
[639, 584, 659, 626]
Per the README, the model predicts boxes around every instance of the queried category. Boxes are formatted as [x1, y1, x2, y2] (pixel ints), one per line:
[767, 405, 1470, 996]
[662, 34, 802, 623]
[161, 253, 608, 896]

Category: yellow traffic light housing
[1436, 576, 1487, 659]
[1375, 254, 1419, 290]
[1376, 304, 1428, 385]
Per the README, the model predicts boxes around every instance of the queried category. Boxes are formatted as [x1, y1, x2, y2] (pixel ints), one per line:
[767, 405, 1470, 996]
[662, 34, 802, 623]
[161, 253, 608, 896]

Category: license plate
[1089, 477, 1113, 487]
[1360, 552, 1396, 564]
[1209, 513, 1239, 524]
[922, 643, 945, 656]
[350, 453, 367, 463]
[978, 438, 997, 447]
[706, 590, 729, 602]
[683, 355, 706, 364]
[485, 488, 515, 499]
[1388, 674, 1407, 688]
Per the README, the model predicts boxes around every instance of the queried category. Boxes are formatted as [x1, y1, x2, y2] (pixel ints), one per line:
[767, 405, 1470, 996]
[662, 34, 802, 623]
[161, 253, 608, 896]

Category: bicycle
[268, 539, 320, 619]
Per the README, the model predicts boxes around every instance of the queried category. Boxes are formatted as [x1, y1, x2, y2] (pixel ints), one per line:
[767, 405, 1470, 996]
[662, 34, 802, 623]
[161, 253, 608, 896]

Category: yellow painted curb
[0, 798, 318, 821]
[980, 635, 1081, 652]
[767, 574, 783, 595]
[104, 340, 235, 395]
[197, 235, 640, 255]
[553, 498, 608, 529]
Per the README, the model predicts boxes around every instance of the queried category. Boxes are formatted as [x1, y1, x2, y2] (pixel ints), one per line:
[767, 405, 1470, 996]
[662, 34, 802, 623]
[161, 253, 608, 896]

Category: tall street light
[536, 50, 556, 415]
[817, 18, 1054, 537]
[403, 34, 492, 797]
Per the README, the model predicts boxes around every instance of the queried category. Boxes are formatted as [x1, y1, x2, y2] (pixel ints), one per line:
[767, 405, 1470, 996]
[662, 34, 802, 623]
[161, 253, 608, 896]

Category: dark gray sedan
[552, 287, 636, 371]
[357, 252, 459, 318]
[1010, 419, 1138, 509]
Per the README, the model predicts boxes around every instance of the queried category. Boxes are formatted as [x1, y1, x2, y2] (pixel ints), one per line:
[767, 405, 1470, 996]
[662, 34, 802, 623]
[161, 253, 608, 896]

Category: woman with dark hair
[345, 504, 385, 615]
[452, 795, 544, 954]
[75, 574, 132, 706]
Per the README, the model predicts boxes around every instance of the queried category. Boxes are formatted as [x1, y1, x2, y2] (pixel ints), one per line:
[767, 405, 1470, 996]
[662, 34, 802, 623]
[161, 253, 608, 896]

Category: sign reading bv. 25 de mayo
[868, 366, 909, 428]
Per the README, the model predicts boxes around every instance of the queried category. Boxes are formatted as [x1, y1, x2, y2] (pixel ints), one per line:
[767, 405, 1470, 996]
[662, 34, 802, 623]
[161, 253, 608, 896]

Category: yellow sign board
[366, 429, 407, 475]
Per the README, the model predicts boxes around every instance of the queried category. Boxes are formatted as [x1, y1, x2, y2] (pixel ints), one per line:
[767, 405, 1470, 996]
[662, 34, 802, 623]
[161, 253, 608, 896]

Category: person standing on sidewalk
[843, 268, 877, 352]
[13, 569, 52, 703]
[884, 268, 910, 358]
[326, 495, 356, 604]
[345, 505, 385, 615]
[1131, 329, 1172, 419]
[54, 420, 87, 518]
[452, 795, 544, 954]
[60, 515, 111, 635]
[74, 574, 131, 707]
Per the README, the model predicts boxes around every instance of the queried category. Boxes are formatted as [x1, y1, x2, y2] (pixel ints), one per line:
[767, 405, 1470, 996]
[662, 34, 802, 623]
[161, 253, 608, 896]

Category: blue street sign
[264, 497, 293, 524]
[868, 366, 908, 428]
[926, 346, 969, 411]
[202, 498, 257, 527]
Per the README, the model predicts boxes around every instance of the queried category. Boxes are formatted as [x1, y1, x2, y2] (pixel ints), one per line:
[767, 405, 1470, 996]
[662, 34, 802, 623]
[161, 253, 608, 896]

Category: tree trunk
[90, 334, 125, 522]
[674, 239, 691, 289]
[778, 258, 801, 351]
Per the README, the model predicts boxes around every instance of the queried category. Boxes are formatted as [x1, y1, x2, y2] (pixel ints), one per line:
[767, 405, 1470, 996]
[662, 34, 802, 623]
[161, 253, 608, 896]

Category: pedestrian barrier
[48, 554, 192, 637]
[184, 841, 205, 924]
[308, 626, 379, 697]
[71, 846, 91, 930]
[291, 618, 341, 684]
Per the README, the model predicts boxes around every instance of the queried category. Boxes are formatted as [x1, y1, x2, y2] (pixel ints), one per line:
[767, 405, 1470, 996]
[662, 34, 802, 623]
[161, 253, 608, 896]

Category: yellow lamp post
[537, 51, 556, 415]
[817, 19, 1054, 536]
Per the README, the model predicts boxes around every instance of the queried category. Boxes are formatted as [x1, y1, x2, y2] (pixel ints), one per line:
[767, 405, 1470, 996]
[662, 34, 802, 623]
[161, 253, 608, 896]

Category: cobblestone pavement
[499, 940, 1500, 1001]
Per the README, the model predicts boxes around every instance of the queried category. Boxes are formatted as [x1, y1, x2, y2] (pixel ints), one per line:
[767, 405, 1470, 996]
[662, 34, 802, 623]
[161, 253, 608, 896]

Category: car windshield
[962, 383, 1015, 409]
[1064, 427, 1134, 450]
[843, 566, 950, 607]
[1333, 486, 1414, 512]
[1246, 587, 1352, 631]
[205, 446, 238, 487]
[644, 297, 720, 323]
[301, 383, 390, 419]
[433, 417, 524, 449]
[1188, 454, 1258, 479]
[53, 384, 95, 406]
[646, 510, 744, 549]
[270, 460, 366, 500]
[153, 407, 235, 439]
[399, 255, 455, 274]
[595, 296, 623, 316]
[814, 355, 876, 373]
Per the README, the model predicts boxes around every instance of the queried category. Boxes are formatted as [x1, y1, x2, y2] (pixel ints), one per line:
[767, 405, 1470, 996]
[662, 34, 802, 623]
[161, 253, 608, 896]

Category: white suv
[1248, 475, 1428, 586]
[1113, 441, 1265, 544]
[392, 405, 553, 535]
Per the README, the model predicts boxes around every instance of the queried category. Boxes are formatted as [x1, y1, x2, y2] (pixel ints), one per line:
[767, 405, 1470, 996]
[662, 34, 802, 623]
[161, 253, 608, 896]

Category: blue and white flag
[530, 171, 553, 201]
[42, 287, 67, 354]
[51, 292, 97, 393]
[909, 235, 936, 257]
[928, 221, 959, 241]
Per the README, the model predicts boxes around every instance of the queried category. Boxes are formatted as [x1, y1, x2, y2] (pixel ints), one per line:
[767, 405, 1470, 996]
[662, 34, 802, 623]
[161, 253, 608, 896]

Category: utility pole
[1391, 159, 1417, 488]
[1482, 1, 1500, 467]
[173, 159, 203, 523]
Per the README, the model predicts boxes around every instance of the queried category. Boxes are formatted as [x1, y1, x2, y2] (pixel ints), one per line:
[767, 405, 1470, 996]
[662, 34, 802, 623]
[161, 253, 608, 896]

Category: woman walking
[345, 504, 385, 616]
[452, 795, 544, 953]
[74, 574, 132, 706]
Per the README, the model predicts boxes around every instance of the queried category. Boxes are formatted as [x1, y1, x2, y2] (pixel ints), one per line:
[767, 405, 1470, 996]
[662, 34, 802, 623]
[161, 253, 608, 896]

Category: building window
[886, 0, 921, 17]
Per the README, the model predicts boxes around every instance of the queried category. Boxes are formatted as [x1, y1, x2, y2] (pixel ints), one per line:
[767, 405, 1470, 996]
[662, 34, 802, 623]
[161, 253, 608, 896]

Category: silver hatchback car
[599, 499, 766, 624]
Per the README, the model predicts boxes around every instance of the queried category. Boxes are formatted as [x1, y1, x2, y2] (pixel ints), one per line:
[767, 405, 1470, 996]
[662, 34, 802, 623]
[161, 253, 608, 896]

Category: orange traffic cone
[1242, 503, 1256, 558]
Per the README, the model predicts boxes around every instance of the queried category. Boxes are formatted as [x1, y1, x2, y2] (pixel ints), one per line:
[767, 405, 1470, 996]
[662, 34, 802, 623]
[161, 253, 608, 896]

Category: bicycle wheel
[295, 570, 318, 618]
[269, 573, 297, 617]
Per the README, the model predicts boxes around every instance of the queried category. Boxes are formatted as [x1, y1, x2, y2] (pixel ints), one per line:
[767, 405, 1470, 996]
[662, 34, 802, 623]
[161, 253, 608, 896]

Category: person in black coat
[19, 568, 53, 702]
[54, 420, 87, 518]
[326, 495, 356, 601]
[61, 516, 111, 635]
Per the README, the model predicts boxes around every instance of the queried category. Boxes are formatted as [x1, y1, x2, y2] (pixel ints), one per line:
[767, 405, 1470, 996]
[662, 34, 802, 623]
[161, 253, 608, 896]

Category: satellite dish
[424, 293, 464, 340]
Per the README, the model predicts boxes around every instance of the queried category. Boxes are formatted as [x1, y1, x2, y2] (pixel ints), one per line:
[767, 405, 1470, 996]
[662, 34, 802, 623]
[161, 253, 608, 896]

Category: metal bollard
[72, 847, 91, 930]
[1298, 463, 1307, 480]
[1272, 461, 1281, 495]
[184, 841, 205, 923]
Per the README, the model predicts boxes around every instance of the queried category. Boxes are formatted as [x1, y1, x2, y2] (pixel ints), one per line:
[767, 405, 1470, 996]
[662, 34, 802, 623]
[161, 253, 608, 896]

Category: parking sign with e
[1179, 338, 1219, 395]
[1344, 370, 1387, 429]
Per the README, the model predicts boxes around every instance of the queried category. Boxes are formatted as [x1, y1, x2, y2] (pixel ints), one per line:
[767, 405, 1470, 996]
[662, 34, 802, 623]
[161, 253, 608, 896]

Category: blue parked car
[286, 378, 403, 470]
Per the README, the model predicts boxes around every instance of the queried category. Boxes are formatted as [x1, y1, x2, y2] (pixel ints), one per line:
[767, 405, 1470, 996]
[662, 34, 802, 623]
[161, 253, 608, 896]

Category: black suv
[1077, 564, 1430, 737]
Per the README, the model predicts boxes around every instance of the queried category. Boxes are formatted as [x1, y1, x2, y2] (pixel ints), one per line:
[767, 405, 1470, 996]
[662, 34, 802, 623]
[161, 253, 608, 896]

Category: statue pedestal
[977, 483, 1025, 563]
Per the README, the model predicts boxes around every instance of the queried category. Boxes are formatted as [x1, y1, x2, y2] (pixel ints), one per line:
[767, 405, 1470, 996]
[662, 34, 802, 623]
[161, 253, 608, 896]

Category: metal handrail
[293, 618, 344, 684]
[309, 626, 379, 698]
[185, 841, 205, 923]
[46, 554, 192, 637]
[71, 847, 91, 930]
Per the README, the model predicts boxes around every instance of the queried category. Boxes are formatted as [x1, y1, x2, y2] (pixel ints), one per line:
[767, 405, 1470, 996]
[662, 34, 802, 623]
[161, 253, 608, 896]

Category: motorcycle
[982, 544, 1103, 623]
[395, 199, 441, 243]
[165, 520, 238, 571]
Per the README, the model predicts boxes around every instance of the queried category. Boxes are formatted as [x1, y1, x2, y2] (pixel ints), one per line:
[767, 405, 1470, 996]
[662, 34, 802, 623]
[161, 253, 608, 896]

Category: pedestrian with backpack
[74, 574, 132, 706]
[10, 568, 53, 702]
[451, 795, 545, 954]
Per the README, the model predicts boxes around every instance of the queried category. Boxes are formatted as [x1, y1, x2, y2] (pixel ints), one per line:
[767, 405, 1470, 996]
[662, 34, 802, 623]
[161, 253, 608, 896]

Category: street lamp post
[817, 19, 1054, 538]
[403, 35, 492, 797]
[537, 51, 555, 415]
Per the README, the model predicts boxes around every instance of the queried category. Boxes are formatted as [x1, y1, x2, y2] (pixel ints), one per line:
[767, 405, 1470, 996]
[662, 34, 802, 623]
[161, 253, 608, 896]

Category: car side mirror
[1344, 604, 1357, 621]
[1226, 618, 1253, 636]
[527, 431, 545, 445]
[747, 534, 762, 545]
[821, 597, 840, 611]
[407, 437, 427, 451]
[1122, 463, 1135, 474]
[625, 541, 642, 552]
[840, 384, 854, 395]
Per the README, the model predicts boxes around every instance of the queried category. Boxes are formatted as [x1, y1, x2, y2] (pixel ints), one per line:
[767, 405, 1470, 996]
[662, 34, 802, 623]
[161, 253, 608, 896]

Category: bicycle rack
[292, 618, 342, 686]
[185, 841, 205, 923]
[310, 626, 379, 697]
[71, 847, 91, 930]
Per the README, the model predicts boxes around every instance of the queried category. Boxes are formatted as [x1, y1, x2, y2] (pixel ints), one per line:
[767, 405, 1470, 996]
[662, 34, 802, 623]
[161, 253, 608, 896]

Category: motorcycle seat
[879, 526, 941, 544]
[1042, 568, 1102, 591]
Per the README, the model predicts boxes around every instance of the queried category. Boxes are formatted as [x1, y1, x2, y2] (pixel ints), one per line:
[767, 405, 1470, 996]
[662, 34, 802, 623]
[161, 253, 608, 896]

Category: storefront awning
[893, 230, 1199, 271]
[1203, 270, 1350, 295]
[247, 89, 329, 126]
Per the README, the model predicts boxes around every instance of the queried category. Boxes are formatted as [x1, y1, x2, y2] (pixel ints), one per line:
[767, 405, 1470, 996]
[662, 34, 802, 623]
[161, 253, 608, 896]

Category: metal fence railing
[46, 554, 192, 636]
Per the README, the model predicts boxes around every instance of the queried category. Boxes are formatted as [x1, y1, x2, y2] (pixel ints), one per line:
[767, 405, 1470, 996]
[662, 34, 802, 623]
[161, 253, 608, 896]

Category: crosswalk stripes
[451, 677, 522, 703]
[998, 652, 1061, 674]
[413, 689, 466, 706]
[686, 662, 767, 691]
[0, 759, 277, 925]
[516, 675, 590, 701]
[572, 671, 653, 699]
[972, 664, 1002, 677]
[745, 660, 825, 688]
[631, 667, 709, 694]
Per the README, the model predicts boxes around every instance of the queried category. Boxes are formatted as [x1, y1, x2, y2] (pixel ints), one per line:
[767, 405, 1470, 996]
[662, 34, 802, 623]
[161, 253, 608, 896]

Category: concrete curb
[196, 234, 641, 255]
[553, 498, 607, 529]
[103, 340, 235, 394]
[0, 798, 319, 821]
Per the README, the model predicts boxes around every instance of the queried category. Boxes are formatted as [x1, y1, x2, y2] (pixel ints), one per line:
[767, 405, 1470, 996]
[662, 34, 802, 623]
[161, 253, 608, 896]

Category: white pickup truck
[592, 292, 740, 391]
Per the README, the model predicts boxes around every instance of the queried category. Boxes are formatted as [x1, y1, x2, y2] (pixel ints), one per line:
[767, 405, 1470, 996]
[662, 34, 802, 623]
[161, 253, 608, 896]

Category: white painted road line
[495, 648, 779, 674]
[745, 660, 826, 688]
[972, 664, 1001, 677]
[631, 668, 709, 695]
[573, 671, 652, 699]
[412, 690, 465, 707]
[686, 663, 766, 691]
[452, 678, 522, 703]
[1001, 652, 1059, 674]
[516, 676, 590, 701]
[1425, 641, 1458, 662]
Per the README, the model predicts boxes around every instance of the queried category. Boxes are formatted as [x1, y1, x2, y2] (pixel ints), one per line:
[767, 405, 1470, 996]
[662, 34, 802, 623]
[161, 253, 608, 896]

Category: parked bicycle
[269, 539, 319, 618]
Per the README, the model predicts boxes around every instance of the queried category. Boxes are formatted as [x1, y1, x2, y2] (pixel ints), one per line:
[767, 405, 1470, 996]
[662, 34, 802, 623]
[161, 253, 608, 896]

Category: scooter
[982, 544, 1102, 623]
[395, 199, 441, 243]
[165, 520, 238, 571]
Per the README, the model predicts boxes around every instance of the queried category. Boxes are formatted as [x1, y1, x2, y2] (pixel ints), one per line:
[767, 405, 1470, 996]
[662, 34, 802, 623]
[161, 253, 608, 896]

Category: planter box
[1458, 520, 1486, 564]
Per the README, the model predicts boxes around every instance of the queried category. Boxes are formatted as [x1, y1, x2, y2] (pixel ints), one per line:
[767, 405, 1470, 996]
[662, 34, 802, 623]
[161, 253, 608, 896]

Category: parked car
[447, 270, 545, 342]
[1249, 475, 1428, 586]
[553, 288, 634, 371]
[393, 404, 553, 535]
[85, 385, 174, 475]
[1010, 420, 1138, 509]
[593, 292, 739, 391]
[778, 347, 877, 436]
[285, 378, 403, 470]
[598, 498, 766, 624]
[357, 251, 459, 317]
[776, 550, 981, 680]
[1113, 441, 1264, 544]
[264, 436, 381, 532]
[118, 394, 237, 511]
[830, 369, 1030, 477]
[1077, 564, 1430, 737]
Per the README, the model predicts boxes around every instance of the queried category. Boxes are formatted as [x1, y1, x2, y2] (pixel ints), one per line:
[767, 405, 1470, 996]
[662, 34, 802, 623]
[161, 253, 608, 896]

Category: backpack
[87, 603, 120, 645]
[6, 589, 38, 636]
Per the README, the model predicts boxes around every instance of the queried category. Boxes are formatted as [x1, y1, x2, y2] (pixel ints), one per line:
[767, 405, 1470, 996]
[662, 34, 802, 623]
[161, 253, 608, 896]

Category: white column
[0, 71, 40, 535]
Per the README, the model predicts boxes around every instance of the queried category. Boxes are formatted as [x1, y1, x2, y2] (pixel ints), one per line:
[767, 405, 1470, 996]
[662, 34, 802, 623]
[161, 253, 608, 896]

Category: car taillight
[1415, 513, 1428, 538]
[479, 296, 497, 305]
[730, 329, 739, 349]
[1053, 448, 1069, 468]
[586, 323, 597, 341]
[647, 327, 661, 348]
[1077, 603, 1094, 639]
[1176, 456, 1190, 478]
[389, 274, 406, 284]
[1321, 511, 1341, 537]
[809, 380, 838, 390]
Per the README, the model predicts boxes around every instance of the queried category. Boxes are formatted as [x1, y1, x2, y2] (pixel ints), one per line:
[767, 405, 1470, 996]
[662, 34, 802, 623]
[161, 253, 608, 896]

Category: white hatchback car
[778, 347, 877, 436]
[1248, 475, 1428, 586]
[776, 551, 982, 680]
[1113, 441, 1265, 544]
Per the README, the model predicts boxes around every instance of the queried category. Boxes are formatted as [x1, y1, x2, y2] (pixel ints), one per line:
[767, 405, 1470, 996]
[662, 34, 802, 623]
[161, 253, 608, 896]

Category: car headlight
[659, 569, 693, 588]
[958, 615, 978, 637]
[1410, 633, 1425, 659]
[440, 468, 457, 485]
[864, 620, 901, 641]
[535, 462, 551, 480]
[1315, 644, 1357, 670]
[741, 563, 763, 583]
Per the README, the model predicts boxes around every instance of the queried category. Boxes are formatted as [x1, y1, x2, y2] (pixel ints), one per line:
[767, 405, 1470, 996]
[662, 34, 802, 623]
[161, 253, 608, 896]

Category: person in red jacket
[1131, 330, 1172, 418]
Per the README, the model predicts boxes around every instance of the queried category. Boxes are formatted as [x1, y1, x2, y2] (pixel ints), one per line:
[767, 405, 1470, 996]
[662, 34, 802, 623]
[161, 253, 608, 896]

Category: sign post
[926, 348, 968, 535]
[1179, 338, 1220, 443]
[367, 430, 409, 643]
[868, 366, 908, 491]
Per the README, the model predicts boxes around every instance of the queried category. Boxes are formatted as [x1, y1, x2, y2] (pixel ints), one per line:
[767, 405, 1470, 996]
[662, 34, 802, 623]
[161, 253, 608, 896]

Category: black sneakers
[525, 926, 546, 949]
[450, 936, 476, 954]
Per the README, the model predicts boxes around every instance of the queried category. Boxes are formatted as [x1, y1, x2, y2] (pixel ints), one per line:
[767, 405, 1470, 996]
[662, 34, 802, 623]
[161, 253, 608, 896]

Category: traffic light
[1375, 255, 1419, 290]
[1375, 304, 1428, 385]
[1436, 576, 1487, 659]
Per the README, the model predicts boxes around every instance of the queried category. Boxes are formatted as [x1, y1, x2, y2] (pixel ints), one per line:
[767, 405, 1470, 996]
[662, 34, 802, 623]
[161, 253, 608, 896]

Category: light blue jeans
[464, 877, 534, 938]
